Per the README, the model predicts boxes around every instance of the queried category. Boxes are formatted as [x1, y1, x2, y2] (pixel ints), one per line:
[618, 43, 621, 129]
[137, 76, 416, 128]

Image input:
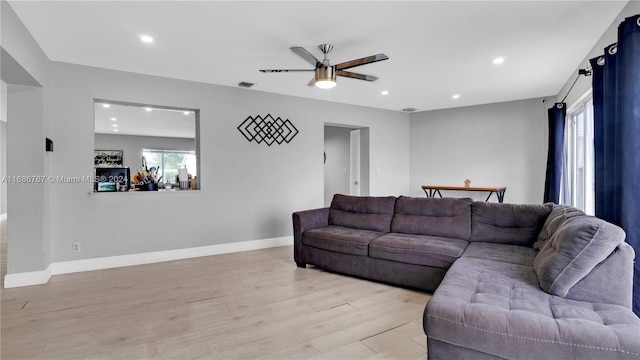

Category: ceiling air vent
[401, 107, 417, 112]
[238, 81, 255, 88]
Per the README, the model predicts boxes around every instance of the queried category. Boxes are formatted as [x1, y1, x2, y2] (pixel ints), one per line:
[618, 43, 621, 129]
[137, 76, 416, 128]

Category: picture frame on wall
[94, 150, 123, 168]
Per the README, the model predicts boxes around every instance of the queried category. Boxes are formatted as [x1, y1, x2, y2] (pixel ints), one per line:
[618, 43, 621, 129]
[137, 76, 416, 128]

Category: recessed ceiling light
[452, 94, 461, 99]
[381, 90, 389, 95]
[144, 107, 152, 112]
[102, 104, 110, 108]
[110, 117, 117, 121]
[113, 129, 119, 132]
[139, 34, 154, 44]
[112, 124, 118, 127]
[493, 57, 505, 65]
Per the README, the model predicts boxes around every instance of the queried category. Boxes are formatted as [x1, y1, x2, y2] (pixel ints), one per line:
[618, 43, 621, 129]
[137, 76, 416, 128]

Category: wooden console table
[422, 185, 507, 203]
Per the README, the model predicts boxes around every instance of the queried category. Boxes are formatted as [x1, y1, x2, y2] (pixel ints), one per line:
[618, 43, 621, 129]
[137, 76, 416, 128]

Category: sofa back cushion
[329, 194, 396, 232]
[470, 202, 553, 246]
[533, 215, 626, 297]
[391, 196, 472, 240]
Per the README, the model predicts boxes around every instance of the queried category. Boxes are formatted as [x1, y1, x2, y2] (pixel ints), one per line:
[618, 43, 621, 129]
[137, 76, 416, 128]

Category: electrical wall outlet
[72, 242, 81, 253]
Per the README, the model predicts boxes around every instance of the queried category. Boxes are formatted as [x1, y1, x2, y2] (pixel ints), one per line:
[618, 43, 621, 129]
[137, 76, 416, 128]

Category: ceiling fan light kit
[315, 66, 337, 89]
[260, 44, 388, 90]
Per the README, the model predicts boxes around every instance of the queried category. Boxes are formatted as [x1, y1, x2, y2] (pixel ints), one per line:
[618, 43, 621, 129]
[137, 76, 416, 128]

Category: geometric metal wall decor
[237, 114, 299, 146]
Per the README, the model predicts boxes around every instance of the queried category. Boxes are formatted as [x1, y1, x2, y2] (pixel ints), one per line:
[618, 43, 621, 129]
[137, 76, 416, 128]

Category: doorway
[324, 124, 370, 206]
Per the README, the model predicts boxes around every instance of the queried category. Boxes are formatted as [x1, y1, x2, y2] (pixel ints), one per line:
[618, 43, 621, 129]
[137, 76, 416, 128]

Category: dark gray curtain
[591, 14, 640, 315]
[543, 103, 566, 204]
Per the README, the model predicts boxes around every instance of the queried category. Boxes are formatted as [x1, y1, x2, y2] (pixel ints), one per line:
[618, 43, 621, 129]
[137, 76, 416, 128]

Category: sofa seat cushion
[425, 257, 640, 360]
[369, 233, 468, 268]
[302, 225, 385, 256]
[461, 242, 536, 266]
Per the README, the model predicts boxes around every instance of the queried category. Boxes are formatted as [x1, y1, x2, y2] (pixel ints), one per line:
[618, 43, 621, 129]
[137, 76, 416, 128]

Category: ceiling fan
[259, 44, 389, 89]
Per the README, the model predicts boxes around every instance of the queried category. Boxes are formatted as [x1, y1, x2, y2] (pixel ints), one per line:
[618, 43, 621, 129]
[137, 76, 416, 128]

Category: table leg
[485, 190, 506, 203]
[423, 189, 444, 198]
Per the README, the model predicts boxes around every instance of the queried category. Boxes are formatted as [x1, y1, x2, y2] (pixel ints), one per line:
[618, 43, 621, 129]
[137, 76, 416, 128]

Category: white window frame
[562, 90, 594, 214]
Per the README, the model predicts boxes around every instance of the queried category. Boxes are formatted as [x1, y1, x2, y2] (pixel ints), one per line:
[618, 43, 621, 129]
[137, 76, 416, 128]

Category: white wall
[44, 61, 410, 265]
[324, 126, 351, 206]
[409, 97, 550, 204]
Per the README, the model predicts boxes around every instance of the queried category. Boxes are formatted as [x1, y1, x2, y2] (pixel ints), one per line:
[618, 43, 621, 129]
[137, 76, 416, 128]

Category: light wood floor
[1, 242, 431, 359]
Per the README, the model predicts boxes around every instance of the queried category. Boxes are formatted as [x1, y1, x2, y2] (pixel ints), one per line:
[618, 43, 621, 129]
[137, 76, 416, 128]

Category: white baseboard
[4, 265, 53, 288]
[3, 236, 293, 288]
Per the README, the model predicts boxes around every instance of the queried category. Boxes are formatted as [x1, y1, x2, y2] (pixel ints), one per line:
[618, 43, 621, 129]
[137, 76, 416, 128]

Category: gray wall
[1, 80, 7, 214]
[409, 97, 550, 204]
[7, 85, 49, 273]
[1, 0, 51, 274]
[324, 126, 351, 206]
[3, 1, 409, 274]
[44, 61, 410, 265]
[94, 133, 196, 177]
[4, 0, 630, 275]
[3, 0, 410, 273]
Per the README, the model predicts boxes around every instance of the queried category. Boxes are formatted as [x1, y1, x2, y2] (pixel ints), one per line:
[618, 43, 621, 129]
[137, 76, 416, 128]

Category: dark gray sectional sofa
[292, 194, 640, 360]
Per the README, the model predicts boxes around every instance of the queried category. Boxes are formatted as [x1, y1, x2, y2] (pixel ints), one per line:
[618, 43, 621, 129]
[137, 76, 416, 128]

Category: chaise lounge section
[292, 194, 640, 359]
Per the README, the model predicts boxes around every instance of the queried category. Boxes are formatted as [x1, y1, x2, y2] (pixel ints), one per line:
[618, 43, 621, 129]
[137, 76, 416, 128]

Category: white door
[350, 129, 360, 196]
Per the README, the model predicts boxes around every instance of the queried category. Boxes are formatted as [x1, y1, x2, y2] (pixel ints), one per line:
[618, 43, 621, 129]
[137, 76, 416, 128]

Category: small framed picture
[95, 150, 123, 168]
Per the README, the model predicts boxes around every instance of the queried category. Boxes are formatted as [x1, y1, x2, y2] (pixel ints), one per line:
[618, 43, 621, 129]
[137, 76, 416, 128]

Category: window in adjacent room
[562, 93, 594, 214]
[142, 149, 197, 185]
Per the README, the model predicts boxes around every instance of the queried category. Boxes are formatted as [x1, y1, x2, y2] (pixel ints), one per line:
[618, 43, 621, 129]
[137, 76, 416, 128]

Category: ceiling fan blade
[290, 47, 321, 67]
[307, 77, 316, 86]
[335, 54, 389, 71]
[337, 70, 379, 82]
[259, 69, 314, 73]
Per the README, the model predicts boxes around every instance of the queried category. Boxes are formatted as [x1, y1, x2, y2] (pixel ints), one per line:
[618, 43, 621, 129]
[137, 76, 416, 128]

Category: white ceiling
[94, 101, 196, 138]
[8, 0, 630, 112]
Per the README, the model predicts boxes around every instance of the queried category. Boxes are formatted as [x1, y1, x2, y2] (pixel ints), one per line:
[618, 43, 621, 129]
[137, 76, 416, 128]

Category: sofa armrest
[565, 242, 635, 308]
[292, 207, 329, 267]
